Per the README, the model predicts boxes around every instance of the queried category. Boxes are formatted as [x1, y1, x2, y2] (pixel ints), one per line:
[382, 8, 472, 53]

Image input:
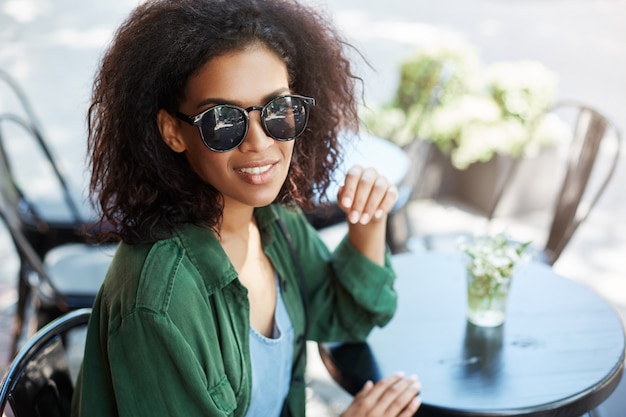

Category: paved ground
[1, 0, 625, 416]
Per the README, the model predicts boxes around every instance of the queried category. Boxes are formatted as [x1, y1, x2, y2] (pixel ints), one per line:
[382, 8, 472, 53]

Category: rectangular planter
[415, 143, 559, 218]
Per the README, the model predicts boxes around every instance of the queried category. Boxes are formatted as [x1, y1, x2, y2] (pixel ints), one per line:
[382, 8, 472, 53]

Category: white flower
[460, 233, 530, 285]
[362, 28, 562, 169]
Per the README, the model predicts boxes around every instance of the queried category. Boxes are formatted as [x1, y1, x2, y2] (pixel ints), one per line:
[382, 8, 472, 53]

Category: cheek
[184, 147, 225, 182]
[283, 141, 296, 163]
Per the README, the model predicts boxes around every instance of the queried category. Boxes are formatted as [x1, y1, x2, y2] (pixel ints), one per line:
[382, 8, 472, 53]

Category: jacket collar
[172, 205, 279, 294]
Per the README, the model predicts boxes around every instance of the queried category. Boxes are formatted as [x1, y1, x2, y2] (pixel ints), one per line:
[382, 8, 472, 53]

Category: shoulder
[102, 225, 236, 316]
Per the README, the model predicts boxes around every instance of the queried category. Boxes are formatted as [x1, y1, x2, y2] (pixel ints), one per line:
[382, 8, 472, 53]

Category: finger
[338, 165, 363, 212]
[374, 184, 399, 220]
[355, 373, 405, 410]
[347, 167, 378, 224]
[359, 175, 392, 224]
[398, 396, 422, 417]
[352, 380, 374, 401]
[382, 377, 422, 416]
[342, 380, 375, 417]
[372, 375, 418, 414]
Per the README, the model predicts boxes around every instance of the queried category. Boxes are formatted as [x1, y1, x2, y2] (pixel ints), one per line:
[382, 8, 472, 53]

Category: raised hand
[337, 165, 398, 226]
[337, 165, 398, 265]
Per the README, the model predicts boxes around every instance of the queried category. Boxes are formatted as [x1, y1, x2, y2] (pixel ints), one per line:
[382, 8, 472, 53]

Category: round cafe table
[320, 251, 625, 417]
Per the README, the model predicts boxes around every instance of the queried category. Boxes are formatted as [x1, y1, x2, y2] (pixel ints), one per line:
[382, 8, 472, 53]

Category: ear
[157, 109, 187, 153]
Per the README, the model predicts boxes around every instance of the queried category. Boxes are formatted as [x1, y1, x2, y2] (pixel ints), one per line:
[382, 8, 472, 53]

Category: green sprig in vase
[460, 234, 530, 327]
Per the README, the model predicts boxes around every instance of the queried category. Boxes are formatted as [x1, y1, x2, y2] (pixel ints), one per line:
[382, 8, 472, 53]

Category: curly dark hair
[88, 0, 362, 244]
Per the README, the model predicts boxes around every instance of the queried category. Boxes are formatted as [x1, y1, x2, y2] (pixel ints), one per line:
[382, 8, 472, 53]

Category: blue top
[246, 276, 294, 417]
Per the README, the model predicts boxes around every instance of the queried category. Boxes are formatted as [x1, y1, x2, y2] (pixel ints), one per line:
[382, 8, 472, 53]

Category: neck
[218, 199, 256, 241]
[217, 200, 264, 274]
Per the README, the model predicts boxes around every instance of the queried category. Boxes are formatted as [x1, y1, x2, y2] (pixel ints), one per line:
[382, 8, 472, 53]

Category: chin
[245, 191, 283, 209]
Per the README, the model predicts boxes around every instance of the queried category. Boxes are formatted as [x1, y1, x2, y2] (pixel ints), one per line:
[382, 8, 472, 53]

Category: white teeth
[239, 164, 272, 175]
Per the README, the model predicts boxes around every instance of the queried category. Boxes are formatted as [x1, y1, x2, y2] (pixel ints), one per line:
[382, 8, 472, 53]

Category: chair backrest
[0, 113, 89, 307]
[0, 70, 89, 258]
[0, 308, 91, 417]
[490, 102, 621, 264]
[0, 114, 52, 240]
[541, 102, 621, 264]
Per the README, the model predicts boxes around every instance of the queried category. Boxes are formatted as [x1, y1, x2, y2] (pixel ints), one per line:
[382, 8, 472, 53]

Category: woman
[72, 0, 422, 416]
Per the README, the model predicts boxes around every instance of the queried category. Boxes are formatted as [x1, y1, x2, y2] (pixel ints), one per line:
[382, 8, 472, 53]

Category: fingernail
[349, 211, 360, 224]
[359, 213, 370, 224]
[348, 166, 362, 176]
[342, 197, 352, 208]
[374, 209, 384, 219]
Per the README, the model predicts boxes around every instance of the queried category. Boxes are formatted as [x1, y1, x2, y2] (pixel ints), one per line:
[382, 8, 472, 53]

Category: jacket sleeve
[277, 206, 397, 342]
[73, 235, 253, 417]
[104, 310, 238, 417]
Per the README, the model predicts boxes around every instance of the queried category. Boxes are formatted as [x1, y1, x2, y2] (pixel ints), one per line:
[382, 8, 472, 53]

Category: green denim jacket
[71, 204, 397, 417]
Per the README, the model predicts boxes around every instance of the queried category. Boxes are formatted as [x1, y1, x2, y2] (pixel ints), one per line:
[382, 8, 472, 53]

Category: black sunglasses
[175, 94, 315, 152]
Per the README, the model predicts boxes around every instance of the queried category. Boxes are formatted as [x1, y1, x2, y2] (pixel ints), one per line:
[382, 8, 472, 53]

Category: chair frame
[0, 114, 93, 359]
[0, 71, 84, 228]
[0, 308, 91, 417]
[491, 101, 622, 264]
[415, 101, 621, 266]
[0, 70, 108, 357]
[541, 101, 621, 264]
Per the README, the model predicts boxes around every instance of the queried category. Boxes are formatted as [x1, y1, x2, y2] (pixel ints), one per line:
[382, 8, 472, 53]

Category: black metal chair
[0, 70, 115, 358]
[419, 101, 621, 265]
[0, 114, 114, 359]
[487, 101, 622, 265]
[537, 102, 621, 264]
[383, 137, 432, 254]
[0, 308, 91, 417]
[0, 70, 91, 256]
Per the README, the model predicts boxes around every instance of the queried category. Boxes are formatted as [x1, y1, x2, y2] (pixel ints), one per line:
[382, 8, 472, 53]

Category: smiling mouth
[238, 164, 273, 175]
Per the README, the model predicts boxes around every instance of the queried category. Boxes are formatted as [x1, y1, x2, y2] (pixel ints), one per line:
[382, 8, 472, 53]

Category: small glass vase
[466, 271, 512, 327]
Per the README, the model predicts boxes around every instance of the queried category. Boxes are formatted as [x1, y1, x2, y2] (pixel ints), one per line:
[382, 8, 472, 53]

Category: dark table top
[321, 251, 625, 417]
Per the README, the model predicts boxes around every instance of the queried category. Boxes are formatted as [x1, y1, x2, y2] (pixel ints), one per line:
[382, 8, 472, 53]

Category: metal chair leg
[9, 263, 32, 360]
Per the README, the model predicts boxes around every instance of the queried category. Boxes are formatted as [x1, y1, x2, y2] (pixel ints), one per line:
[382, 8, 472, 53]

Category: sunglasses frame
[175, 94, 315, 152]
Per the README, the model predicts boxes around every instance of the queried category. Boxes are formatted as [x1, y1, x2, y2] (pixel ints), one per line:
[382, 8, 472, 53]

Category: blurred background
[1, 0, 625, 415]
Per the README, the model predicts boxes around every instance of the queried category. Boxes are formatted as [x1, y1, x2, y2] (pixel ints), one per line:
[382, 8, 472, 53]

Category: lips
[235, 160, 280, 185]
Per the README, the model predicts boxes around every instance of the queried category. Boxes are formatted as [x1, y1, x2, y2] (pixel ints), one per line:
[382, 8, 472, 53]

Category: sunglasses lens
[191, 95, 313, 151]
[200, 106, 247, 151]
[264, 96, 309, 140]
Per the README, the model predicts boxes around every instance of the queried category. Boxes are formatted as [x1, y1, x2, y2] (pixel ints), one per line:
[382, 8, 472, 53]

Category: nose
[239, 108, 273, 152]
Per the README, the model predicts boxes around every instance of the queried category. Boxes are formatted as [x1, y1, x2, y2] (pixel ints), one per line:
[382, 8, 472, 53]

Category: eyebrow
[194, 87, 291, 110]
